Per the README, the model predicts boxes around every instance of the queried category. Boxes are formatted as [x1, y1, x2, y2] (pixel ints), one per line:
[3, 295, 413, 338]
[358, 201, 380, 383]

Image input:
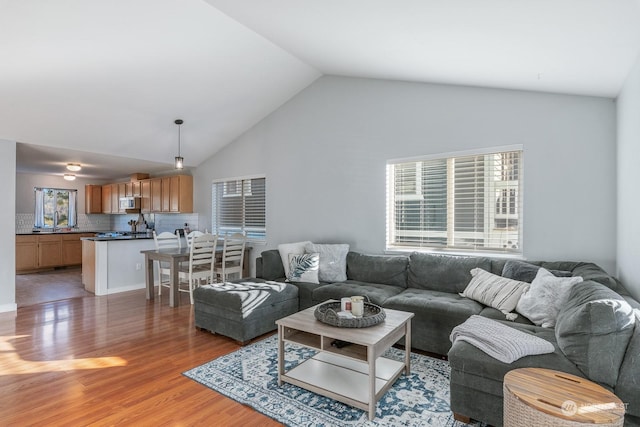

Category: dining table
[141, 247, 190, 307]
[140, 246, 251, 307]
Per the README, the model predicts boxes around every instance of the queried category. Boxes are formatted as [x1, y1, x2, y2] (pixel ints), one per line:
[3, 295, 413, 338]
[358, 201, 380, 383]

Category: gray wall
[194, 76, 617, 274]
[617, 53, 640, 301]
[0, 140, 16, 312]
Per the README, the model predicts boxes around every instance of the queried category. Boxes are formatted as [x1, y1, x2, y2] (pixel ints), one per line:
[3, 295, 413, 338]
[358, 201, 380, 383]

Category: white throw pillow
[460, 268, 530, 319]
[516, 267, 583, 328]
[286, 253, 320, 284]
[277, 241, 312, 277]
[304, 243, 349, 282]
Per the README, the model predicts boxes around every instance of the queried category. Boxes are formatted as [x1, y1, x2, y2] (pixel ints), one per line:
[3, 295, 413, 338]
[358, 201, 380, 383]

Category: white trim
[0, 303, 17, 313]
[212, 173, 266, 184]
[387, 144, 524, 165]
[106, 283, 146, 294]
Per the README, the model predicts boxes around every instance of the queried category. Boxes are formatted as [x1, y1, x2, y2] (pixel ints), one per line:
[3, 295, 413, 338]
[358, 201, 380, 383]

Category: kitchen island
[82, 234, 156, 295]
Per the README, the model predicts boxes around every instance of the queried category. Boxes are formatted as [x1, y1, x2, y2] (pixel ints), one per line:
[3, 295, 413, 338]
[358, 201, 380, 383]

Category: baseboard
[0, 303, 18, 313]
[106, 283, 146, 295]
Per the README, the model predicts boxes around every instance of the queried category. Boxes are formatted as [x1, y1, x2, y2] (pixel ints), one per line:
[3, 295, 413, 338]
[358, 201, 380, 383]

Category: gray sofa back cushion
[260, 249, 286, 281]
[615, 312, 640, 418]
[555, 281, 636, 388]
[346, 252, 408, 288]
[408, 252, 492, 293]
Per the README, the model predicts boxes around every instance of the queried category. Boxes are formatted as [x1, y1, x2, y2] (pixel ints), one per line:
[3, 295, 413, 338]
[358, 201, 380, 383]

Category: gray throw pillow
[516, 268, 583, 328]
[304, 243, 349, 282]
[260, 249, 285, 280]
[503, 259, 572, 283]
[555, 281, 636, 388]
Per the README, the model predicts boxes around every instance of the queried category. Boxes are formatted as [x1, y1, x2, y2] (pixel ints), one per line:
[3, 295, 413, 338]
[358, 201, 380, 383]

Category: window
[34, 188, 78, 229]
[387, 147, 522, 254]
[212, 176, 265, 242]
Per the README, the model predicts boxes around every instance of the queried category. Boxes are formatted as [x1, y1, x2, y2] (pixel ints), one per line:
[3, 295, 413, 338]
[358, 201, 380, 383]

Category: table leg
[145, 255, 154, 301]
[170, 258, 180, 307]
[277, 325, 284, 386]
[405, 320, 412, 375]
[368, 346, 376, 420]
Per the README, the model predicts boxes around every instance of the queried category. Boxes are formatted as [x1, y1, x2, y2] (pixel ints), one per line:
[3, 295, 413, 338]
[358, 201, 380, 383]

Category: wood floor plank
[1, 280, 282, 427]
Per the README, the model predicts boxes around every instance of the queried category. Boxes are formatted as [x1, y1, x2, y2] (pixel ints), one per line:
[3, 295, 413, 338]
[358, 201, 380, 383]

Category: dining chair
[216, 232, 246, 283]
[185, 230, 205, 249]
[153, 231, 181, 296]
[178, 233, 218, 304]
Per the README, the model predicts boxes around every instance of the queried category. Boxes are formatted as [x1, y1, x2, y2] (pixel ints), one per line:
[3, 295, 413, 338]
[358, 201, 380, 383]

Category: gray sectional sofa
[256, 249, 640, 427]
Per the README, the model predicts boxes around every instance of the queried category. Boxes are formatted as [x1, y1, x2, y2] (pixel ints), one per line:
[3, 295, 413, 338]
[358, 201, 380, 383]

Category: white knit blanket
[450, 315, 555, 363]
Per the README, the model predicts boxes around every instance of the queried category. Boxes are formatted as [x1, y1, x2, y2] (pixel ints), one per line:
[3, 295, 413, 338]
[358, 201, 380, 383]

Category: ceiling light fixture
[66, 163, 82, 172]
[174, 119, 184, 169]
[63, 174, 76, 181]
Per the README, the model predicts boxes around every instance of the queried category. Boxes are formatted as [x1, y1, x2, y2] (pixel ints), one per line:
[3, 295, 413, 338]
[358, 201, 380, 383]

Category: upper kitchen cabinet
[85, 185, 102, 214]
[102, 184, 112, 213]
[147, 175, 193, 213]
[140, 180, 151, 213]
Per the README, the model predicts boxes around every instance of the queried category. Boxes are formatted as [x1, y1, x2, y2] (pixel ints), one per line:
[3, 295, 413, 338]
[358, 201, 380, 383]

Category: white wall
[15, 172, 103, 214]
[194, 76, 617, 273]
[617, 54, 640, 301]
[0, 140, 17, 312]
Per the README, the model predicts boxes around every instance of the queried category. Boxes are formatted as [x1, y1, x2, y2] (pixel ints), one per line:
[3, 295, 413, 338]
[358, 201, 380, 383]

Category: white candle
[351, 296, 364, 317]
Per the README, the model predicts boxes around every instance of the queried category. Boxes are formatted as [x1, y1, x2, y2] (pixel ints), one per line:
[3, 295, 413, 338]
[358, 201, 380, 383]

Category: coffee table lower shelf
[281, 352, 405, 415]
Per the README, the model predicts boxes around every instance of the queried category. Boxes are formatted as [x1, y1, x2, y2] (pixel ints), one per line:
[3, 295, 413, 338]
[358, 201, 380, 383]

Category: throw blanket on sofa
[450, 315, 555, 363]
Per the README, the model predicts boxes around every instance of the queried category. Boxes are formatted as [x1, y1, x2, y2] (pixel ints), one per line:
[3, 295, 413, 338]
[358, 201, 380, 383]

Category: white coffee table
[276, 302, 414, 420]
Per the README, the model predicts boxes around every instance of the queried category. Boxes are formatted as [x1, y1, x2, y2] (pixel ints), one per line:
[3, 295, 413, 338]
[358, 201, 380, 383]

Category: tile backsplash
[16, 212, 201, 234]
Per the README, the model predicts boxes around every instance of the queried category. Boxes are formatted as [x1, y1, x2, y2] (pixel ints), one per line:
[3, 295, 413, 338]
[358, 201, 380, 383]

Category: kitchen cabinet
[85, 185, 102, 214]
[102, 184, 112, 213]
[16, 235, 38, 271]
[117, 183, 126, 213]
[150, 178, 162, 212]
[37, 234, 62, 268]
[153, 175, 193, 213]
[62, 233, 94, 266]
[16, 233, 94, 272]
[140, 180, 151, 213]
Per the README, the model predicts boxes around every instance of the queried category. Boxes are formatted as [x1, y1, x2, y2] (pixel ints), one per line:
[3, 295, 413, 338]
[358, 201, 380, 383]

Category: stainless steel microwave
[119, 197, 140, 210]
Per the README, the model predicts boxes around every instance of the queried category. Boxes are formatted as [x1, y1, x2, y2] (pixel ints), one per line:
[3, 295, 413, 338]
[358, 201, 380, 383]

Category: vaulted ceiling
[3, 0, 640, 180]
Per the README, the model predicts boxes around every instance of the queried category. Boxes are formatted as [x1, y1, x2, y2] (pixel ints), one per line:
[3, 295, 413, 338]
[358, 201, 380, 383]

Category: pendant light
[174, 119, 184, 169]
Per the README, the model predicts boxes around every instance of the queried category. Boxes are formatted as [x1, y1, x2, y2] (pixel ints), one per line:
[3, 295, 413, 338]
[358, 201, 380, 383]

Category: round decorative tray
[314, 300, 386, 328]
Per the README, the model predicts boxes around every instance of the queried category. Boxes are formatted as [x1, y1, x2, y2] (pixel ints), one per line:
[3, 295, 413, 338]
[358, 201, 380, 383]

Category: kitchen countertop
[82, 235, 154, 241]
[17, 230, 154, 241]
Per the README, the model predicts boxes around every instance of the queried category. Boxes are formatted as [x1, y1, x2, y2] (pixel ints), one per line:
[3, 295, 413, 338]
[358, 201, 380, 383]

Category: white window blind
[387, 149, 522, 254]
[212, 176, 266, 242]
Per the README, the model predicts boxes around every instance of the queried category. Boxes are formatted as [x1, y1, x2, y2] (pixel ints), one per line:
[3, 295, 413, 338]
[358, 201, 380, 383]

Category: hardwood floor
[0, 286, 282, 426]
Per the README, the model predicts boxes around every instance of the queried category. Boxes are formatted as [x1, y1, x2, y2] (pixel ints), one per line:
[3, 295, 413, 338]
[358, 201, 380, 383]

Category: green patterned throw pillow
[287, 253, 320, 284]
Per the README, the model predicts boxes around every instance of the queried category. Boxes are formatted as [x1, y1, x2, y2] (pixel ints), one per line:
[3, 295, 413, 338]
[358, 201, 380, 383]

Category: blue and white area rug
[184, 335, 479, 426]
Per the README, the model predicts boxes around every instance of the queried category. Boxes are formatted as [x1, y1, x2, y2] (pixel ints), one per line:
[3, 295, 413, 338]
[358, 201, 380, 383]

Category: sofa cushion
[502, 259, 572, 283]
[408, 252, 491, 293]
[516, 267, 583, 328]
[311, 280, 403, 306]
[615, 312, 640, 418]
[383, 288, 484, 355]
[460, 268, 529, 318]
[260, 249, 285, 281]
[449, 322, 586, 397]
[555, 281, 636, 388]
[304, 243, 349, 282]
[346, 252, 408, 288]
[479, 307, 534, 325]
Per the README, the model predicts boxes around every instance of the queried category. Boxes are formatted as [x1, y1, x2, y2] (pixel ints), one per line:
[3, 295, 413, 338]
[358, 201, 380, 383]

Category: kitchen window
[212, 176, 265, 242]
[34, 188, 78, 229]
[386, 146, 522, 255]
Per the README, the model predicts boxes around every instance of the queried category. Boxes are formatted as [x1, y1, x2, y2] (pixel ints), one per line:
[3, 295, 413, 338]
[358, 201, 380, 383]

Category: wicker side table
[503, 368, 624, 427]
